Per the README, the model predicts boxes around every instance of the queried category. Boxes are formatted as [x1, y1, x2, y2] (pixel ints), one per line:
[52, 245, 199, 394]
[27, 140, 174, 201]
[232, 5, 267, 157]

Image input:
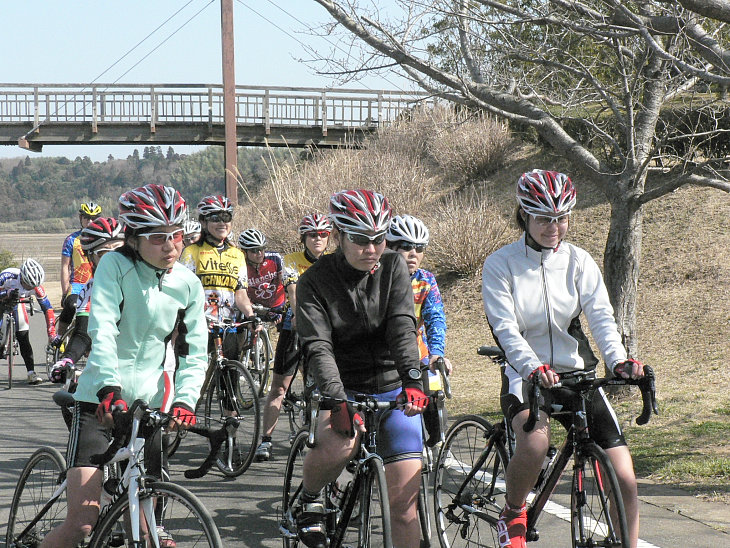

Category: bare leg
[385, 458, 422, 548]
[301, 410, 359, 493]
[605, 445, 639, 548]
[261, 372, 293, 437]
[40, 466, 102, 548]
[504, 409, 550, 507]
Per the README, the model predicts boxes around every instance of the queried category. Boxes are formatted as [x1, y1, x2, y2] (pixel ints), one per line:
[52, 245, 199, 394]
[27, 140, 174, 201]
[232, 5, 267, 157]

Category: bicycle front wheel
[434, 415, 507, 548]
[337, 457, 393, 548]
[281, 429, 309, 547]
[6, 446, 67, 548]
[204, 360, 260, 476]
[419, 454, 433, 545]
[571, 444, 629, 548]
[90, 480, 222, 548]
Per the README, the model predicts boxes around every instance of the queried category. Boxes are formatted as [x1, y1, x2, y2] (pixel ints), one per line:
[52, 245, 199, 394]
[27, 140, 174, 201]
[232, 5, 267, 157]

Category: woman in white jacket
[481, 169, 644, 548]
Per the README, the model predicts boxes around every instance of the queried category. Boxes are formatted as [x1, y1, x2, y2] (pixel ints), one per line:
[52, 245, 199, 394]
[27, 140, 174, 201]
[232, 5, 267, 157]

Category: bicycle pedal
[278, 521, 298, 539]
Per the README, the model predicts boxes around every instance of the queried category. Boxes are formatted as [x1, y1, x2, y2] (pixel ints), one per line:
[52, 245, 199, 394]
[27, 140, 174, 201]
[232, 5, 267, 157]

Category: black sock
[262, 435, 272, 443]
[301, 488, 321, 503]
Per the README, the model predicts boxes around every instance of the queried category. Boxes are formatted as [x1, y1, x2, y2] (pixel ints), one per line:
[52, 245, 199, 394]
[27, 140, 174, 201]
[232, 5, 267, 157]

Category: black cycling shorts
[500, 366, 626, 450]
[273, 328, 299, 377]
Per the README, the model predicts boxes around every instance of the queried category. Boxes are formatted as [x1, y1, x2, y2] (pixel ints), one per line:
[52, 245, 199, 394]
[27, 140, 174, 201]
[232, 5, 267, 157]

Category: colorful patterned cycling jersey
[246, 252, 297, 310]
[0, 268, 57, 337]
[411, 268, 446, 363]
[179, 240, 248, 322]
[61, 229, 93, 293]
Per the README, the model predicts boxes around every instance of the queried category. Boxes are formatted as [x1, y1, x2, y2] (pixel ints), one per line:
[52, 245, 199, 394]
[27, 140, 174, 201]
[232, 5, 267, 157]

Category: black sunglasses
[205, 212, 233, 223]
[396, 242, 426, 253]
[345, 232, 386, 246]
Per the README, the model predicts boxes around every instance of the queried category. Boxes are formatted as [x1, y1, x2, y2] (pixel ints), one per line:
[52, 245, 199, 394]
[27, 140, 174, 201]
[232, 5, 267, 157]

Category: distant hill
[0, 145, 288, 229]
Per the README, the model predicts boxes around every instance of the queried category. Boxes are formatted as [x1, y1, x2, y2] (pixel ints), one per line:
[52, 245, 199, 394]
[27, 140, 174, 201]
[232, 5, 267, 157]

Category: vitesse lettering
[200, 257, 239, 276]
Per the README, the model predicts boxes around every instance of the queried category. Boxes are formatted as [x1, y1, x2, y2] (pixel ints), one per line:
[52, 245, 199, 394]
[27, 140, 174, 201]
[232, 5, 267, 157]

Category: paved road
[1, 314, 728, 547]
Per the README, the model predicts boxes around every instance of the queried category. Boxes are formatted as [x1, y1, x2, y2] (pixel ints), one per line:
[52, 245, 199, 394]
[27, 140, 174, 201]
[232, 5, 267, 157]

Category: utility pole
[221, 0, 238, 204]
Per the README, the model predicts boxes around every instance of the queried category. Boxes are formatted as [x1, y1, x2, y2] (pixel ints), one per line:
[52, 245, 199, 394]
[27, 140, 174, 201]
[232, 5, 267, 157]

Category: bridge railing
[0, 84, 434, 136]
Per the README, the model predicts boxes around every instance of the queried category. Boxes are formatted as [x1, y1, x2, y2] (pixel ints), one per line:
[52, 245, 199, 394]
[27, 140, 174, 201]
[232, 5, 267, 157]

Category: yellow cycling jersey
[179, 240, 248, 321]
[284, 249, 330, 276]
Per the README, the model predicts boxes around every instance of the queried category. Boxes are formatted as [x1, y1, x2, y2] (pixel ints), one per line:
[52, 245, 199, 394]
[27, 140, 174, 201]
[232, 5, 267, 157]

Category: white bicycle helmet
[184, 219, 201, 236]
[118, 184, 187, 231]
[197, 195, 233, 217]
[20, 258, 45, 288]
[238, 228, 267, 249]
[516, 170, 576, 217]
[329, 189, 392, 235]
[386, 215, 430, 246]
[298, 213, 333, 236]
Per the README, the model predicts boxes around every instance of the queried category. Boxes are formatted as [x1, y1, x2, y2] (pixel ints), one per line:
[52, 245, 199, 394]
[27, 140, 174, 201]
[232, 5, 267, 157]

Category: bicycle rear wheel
[6, 446, 67, 548]
[281, 429, 309, 547]
[434, 415, 507, 548]
[203, 360, 260, 476]
[571, 444, 629, 548]
[89, 480, 222, 547]
[337, 457, 393, 548]
[419, 449, 433, 545]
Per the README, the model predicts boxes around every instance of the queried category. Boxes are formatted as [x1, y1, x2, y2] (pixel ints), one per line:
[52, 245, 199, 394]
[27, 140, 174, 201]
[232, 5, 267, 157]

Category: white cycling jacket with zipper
[481, 234, 626, 380]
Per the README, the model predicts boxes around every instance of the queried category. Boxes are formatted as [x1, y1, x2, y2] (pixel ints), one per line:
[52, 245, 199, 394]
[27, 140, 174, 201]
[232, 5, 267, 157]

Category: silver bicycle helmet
[20, 258, 45, 288]
[386, 215, 430, 246]
[238, 228, 267, 249]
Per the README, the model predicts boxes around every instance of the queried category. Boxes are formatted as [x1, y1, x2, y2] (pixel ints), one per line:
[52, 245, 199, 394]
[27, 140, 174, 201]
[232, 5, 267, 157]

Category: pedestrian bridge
[0, 83, 433, 151]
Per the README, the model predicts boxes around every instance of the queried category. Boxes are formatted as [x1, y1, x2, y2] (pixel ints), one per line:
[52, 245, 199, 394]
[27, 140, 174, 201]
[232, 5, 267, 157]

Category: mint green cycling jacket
[74, 250, 208, 411]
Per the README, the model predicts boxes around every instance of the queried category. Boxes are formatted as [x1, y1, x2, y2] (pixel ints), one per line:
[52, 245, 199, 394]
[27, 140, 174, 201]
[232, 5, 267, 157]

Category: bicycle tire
[7, 316, 15, 389]
[6, 446, 67, 548]
[284, 361, 308, 443]
[203, 359, 260, 476]
[336, 457, 393, 548]
[571, 444, 630, 548]
[281, 429, 309, 548]
[419, 457, 432, 545]
[89, 480, 223, 548]
[434, 415, 507, 548]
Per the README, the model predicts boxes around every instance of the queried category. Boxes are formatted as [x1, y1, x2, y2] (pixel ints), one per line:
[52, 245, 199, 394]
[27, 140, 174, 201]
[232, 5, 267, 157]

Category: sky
[0, 0, 409, 162]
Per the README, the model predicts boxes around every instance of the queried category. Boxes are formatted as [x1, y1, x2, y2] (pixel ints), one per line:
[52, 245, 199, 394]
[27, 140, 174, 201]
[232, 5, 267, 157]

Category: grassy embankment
[235, 107, 730, 502]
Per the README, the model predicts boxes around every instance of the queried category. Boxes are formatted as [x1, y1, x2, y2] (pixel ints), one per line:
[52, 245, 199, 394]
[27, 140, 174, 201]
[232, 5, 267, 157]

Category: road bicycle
[48, 311, 89, 373]
[433, 346, 658, 548]
[6, 397, 226, 548]
[239, 303, 277, 397]
[279, 334, 313, 444]
[195, 315, 261, 477]
[280, 391, 398, 548]
[1, 294, 35, 389]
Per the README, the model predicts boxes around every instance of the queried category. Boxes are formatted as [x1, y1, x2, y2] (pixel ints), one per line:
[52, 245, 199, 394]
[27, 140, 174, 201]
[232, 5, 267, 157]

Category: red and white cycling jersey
[246, 252, 297, 310]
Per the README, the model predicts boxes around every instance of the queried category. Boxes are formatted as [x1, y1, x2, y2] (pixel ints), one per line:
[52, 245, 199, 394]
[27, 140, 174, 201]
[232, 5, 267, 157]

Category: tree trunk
[602, 195, 643, 369]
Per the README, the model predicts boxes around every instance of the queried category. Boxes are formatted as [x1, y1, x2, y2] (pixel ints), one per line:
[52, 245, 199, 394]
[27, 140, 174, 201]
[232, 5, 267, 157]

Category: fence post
[321, 91, 327, 137]
[377, 92, 384, 127]
[150, 87, 156, 133]
[33, 86, 40, 130]
[208, 87, 213, 132]
[92, 86, 98, 134]
[264, 89, 271, 135]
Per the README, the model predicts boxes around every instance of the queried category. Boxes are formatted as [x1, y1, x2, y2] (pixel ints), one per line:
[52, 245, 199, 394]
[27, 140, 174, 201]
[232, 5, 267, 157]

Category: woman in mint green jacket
[42, 184, 208, 548]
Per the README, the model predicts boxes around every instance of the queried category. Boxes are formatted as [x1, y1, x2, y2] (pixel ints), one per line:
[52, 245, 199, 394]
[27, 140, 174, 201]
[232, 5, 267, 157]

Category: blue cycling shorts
[346, 387, 423, 465]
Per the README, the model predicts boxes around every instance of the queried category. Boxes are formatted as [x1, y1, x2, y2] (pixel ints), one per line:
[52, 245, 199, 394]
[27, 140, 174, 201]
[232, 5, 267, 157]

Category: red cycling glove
[96, 388, 127, 422]
[170, 403, 197, 427]
[398, 387, 429, 408]
[613, 358, 643, 379]
[330, 401, 362, 438]
[529, 364, 554, 381]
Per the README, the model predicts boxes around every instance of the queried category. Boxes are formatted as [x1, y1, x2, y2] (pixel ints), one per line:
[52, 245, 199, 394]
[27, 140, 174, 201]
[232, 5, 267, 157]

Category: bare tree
[311, 0, 730, 357]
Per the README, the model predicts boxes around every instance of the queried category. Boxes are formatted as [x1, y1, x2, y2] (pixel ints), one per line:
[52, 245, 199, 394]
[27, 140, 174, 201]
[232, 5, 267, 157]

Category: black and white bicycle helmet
[516, 170, 576, 217]
[118, 184, 187, 231]
[80, 217, 124, 252]
[238, 228, 267, 249]
[386, 215, 430, 246]
[184, 219, 202, 236]
[197, 195, 233, 218]
[20, 258, 45, 288]
[298, 213, 333, 236]
[329, 189, 392, 235]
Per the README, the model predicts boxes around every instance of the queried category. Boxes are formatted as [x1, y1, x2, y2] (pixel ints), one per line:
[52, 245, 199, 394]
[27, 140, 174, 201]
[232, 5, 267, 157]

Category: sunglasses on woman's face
[205, 212, 233, 223]
[307, 231, 330, 239]
[530, 213, 570, 226]
[397, 242, 426, 253]
[345, 232, 386, 246]
[138, 229, 185, 245]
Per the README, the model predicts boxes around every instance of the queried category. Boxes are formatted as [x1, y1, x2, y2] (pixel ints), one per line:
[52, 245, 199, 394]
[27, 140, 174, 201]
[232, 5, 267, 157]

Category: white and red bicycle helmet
[197, 195, 233, 218]
[298, 213, 333, 236]
[118, 184, 187, 231]
[80, 217, 124, 252]
[329, 190, 392, 235]
[516, 170, 576, 217]
[386, 214, 430, 246]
